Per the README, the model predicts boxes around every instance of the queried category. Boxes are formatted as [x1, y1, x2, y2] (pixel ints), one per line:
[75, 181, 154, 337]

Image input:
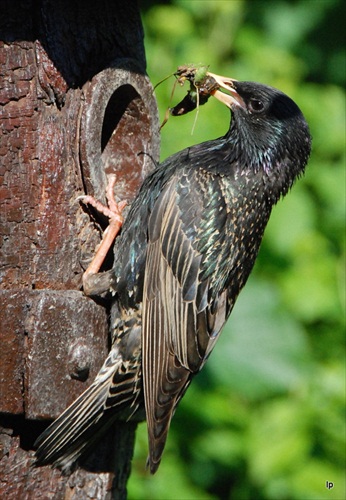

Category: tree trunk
[0, 1, 159, 498]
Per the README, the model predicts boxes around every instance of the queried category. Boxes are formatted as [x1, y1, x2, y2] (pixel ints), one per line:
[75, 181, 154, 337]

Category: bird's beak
[207, 72, 246, 110]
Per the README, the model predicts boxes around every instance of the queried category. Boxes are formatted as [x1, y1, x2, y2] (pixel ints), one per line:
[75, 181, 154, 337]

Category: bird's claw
[79, 175, 127, 295]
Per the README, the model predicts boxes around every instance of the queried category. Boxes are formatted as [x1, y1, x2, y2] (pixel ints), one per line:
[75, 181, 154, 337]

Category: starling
[34, 78, 311, 474]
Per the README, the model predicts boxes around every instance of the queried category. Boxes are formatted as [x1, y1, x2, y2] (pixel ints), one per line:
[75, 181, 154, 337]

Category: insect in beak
[155, 65, 245, 130]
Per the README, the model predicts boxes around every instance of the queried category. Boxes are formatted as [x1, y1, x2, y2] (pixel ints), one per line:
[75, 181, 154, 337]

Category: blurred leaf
[145, 5, 194, 40]
[207, 280, 311, 399]
[280, 232, 342, 322]
[264, 185, 317, 256]
[290, 459, 346, 500]
[248, 399, 311, 482]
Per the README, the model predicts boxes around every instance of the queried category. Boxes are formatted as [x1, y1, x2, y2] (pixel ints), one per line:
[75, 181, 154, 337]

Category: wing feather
[142, 174, 231, 472]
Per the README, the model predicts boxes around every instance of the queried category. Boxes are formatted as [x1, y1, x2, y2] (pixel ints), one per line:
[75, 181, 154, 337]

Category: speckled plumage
[34, 81, 311, 474]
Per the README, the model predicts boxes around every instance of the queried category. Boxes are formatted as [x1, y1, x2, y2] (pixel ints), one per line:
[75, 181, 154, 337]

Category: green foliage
[128, 1, 345, 498]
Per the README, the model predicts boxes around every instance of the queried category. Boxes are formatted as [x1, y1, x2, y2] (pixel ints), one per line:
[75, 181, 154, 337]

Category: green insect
[155, 64, 220, 132]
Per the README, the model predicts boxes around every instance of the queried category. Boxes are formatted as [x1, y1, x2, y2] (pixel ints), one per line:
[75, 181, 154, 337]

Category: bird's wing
[142, 170, 232, 472]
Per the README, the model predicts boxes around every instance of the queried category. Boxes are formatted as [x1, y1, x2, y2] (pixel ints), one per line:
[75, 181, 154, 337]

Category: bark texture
[0, 1, 160, 497]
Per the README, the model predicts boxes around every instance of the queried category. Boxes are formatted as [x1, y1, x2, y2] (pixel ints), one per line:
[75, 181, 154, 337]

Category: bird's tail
[34, 346, 139, 474]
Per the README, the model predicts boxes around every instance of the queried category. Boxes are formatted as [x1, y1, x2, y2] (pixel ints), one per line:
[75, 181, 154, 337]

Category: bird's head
[209, 74, 311, 196]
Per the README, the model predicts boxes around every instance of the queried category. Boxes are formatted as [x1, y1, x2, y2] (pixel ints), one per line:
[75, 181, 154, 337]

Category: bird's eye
[249, 99, 264, 113]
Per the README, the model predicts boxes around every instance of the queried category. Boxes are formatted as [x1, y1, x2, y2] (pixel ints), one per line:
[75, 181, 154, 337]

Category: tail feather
[35, 383, 107, 468]
[34, 347, 137, 474]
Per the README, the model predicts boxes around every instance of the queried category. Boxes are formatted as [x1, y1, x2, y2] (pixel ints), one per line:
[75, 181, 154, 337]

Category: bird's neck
[224, 121, 300, 204]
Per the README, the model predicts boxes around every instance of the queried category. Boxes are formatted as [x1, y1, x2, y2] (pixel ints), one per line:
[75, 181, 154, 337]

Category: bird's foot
[79, 175, 127, 296]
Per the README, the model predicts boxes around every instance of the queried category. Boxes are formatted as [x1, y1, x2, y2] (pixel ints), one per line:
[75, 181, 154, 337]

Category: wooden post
[0, 1, 159, 497]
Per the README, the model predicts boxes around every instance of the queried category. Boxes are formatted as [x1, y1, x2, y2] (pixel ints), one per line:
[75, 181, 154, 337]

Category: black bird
[34, 78, 311, 474]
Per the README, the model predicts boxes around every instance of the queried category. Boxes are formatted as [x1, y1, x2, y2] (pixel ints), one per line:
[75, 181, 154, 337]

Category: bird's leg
[79, 175, 127, 296]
